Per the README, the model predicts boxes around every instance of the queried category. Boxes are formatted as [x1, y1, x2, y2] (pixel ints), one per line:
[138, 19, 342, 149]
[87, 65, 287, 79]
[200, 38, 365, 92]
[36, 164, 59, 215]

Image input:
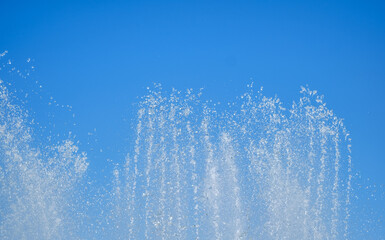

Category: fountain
[111, 85, 352, 239]
[0, 55, 356, 239]
[0, 80, 88, 239]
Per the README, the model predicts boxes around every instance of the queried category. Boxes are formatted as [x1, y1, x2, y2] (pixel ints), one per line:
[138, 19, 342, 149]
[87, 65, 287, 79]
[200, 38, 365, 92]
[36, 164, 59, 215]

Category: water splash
[0, 78, 88, 239]
[1, 52, 384, 239]
[112, 84, 353, 239]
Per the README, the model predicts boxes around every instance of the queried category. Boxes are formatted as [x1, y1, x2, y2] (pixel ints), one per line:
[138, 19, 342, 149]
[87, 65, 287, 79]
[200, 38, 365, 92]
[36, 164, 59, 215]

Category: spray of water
[0, 79, 88, 239]
[3, 51, 385, 239]
[0, 77, 354, 239]
[111, 84, 352, 239]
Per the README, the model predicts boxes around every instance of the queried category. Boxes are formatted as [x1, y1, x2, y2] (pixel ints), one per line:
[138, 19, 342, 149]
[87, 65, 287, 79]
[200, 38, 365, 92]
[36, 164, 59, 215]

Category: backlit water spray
[0, 81, 88, 239]
[111, 85, 352, 239]
[0, 54, 357, 239]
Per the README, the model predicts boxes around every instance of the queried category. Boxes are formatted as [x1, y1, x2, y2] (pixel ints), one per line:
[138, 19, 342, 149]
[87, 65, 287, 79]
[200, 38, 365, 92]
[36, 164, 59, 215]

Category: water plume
[1, 52, 382, 239]
[0, 80, 88, 239]
[112, 84, 352, 239]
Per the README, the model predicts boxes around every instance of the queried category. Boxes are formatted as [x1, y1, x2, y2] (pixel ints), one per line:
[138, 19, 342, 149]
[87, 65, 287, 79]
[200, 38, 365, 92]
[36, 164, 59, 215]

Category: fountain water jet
[112, 84, 352, 239]
[0, 80, 88, 239]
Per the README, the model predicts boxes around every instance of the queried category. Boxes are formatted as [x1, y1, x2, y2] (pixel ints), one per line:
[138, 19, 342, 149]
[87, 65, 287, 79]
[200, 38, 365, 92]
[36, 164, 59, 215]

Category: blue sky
[1, 0, 385, 229]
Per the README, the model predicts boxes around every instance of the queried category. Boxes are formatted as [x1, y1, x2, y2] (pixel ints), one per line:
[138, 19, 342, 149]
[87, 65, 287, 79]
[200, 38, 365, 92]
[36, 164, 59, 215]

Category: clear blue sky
[1, 0, 385, 232]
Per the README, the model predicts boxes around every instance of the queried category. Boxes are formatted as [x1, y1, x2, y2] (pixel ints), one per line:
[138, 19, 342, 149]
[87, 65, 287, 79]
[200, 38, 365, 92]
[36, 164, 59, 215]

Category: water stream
[0, 65, 359, 239]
